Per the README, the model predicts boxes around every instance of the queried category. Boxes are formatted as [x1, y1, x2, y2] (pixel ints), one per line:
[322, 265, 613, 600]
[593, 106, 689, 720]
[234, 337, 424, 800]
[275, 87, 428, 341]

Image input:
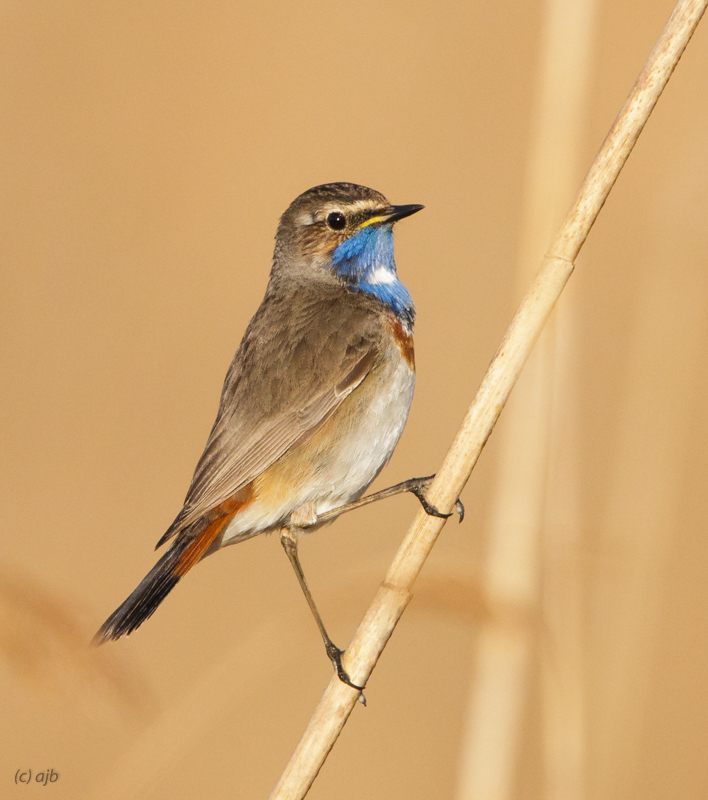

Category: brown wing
[157, 280, 383, 547]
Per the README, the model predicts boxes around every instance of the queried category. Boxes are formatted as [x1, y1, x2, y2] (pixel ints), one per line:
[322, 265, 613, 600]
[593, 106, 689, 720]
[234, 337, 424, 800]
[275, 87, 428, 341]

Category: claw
[455, 499, 465, 523]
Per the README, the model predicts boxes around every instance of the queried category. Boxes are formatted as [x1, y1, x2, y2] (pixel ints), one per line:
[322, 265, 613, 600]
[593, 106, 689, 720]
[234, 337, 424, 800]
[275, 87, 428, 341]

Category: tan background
[2, 1, 708, 798]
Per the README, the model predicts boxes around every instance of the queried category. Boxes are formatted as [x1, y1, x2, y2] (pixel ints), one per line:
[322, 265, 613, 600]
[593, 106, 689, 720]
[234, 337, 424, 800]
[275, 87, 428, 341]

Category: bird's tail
[92, 514, 231, 644]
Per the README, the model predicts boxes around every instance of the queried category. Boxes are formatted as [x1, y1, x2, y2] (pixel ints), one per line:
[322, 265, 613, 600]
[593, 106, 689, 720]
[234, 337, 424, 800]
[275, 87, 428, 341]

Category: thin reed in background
[456, 0, 596, 797]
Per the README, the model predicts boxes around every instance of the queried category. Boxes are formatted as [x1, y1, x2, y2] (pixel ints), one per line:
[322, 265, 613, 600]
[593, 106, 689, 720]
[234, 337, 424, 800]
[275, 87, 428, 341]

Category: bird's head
[273, 182, 423, 326]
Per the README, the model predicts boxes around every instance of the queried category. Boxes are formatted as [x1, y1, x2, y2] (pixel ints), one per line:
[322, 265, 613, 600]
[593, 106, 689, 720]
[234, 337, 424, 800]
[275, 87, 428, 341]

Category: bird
[93, 182, 461, 690]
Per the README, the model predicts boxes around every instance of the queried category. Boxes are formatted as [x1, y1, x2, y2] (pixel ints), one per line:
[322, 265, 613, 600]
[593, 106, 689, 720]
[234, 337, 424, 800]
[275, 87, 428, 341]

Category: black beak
[383, 204, 425, 223]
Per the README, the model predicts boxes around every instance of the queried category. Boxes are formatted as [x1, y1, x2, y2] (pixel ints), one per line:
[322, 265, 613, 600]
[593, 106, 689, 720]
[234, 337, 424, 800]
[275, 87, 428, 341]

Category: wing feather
[157, 282, 382, 547]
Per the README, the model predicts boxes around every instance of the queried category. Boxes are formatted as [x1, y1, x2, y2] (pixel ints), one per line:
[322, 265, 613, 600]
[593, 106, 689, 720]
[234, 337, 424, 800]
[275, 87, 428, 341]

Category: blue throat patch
[331, 224, 415, 328]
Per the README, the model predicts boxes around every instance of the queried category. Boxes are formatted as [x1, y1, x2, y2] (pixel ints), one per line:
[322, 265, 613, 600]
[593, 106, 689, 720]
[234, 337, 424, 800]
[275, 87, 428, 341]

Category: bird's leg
[314, 475, 465, 527]
[280, 527, 366, 702]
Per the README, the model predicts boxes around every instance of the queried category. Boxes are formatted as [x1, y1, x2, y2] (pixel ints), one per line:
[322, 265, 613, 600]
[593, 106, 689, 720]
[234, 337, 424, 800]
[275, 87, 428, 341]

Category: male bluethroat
[94, 183, 462, 692]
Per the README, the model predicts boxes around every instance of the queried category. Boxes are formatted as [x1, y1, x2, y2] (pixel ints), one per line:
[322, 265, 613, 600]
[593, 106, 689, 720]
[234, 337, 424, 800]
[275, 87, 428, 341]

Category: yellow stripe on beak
[356, 215, 388, 230]
[356, 204, 424, 230]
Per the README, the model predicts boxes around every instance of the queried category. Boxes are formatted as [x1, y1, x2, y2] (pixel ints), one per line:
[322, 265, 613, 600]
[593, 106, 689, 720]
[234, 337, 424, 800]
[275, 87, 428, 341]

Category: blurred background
[2, 1, 707, 798]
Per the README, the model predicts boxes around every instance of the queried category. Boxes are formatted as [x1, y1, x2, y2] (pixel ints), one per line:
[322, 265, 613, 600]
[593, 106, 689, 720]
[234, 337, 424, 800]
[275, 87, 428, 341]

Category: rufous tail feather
[92, 515, 230, 644]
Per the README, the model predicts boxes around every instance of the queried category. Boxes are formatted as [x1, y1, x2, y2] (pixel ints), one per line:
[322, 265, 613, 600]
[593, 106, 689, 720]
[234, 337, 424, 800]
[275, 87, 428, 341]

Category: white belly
[310, 358, 415, 515]
[221, 356, 415, 544]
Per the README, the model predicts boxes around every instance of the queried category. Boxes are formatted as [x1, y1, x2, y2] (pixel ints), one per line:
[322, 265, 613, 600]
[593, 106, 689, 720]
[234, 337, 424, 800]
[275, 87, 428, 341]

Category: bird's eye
[326, 212, 346, 230]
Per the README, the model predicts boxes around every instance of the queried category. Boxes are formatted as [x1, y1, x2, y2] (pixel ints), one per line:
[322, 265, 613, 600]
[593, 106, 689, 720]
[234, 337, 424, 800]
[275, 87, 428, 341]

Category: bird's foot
[325, 641, 366, 705]
[408, 475, 465, 523]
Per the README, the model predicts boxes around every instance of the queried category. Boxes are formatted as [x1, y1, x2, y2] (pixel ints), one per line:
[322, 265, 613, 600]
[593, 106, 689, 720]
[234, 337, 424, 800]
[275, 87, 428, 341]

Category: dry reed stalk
[456, 0, 596, 797]
[539, 303, 586, 800]
[269, 2, 708, 797]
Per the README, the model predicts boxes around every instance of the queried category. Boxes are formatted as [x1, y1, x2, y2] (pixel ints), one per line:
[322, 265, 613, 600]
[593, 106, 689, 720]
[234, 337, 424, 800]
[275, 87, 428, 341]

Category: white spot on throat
[368, 265, 397, 285]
